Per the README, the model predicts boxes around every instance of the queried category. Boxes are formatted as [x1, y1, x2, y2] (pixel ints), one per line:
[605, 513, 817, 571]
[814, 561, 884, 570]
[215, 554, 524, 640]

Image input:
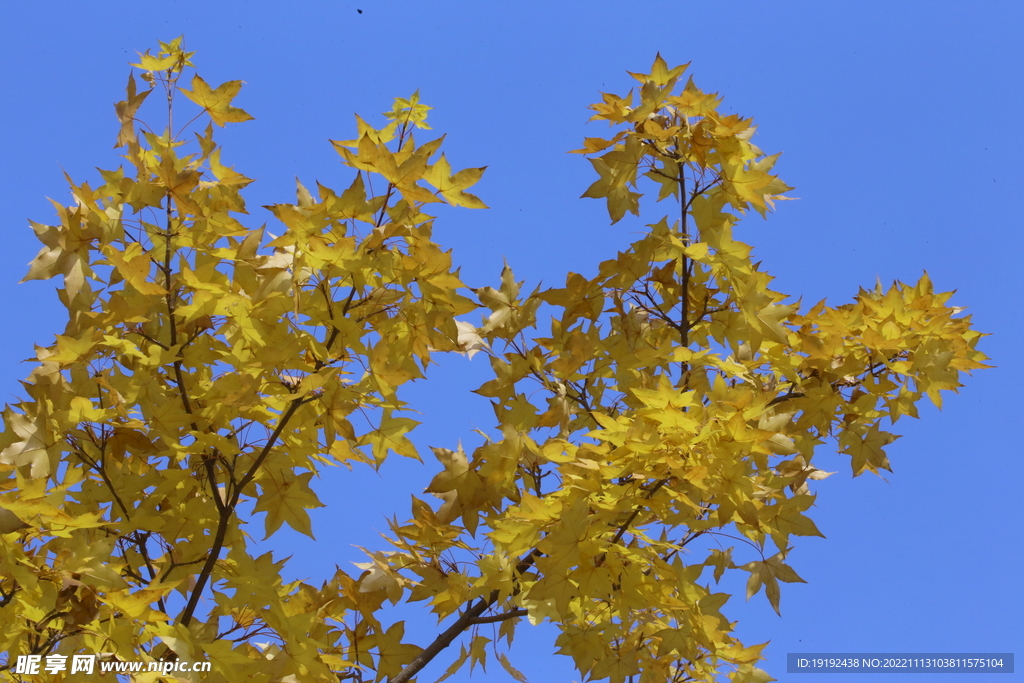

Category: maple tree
[0, 40, 989, 683]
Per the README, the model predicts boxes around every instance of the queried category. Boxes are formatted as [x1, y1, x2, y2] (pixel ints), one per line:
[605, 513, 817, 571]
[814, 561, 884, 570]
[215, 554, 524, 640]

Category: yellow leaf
[627, 52, 689, 86]
[180, 75, 254, 127]
[114, 74, 151, 147]
[469, 634, 490, 673]
[497, 652, 529, 682]
[422, 153, 488, 208]
[252, 470, 325, 539]
[0, 507, 30, 534]
[103, 242, 167, 296]
[840, 425, 898, 476]
[373, 622, 423, 682]
[740, 553, 805, 616]
[384, 90, 433, 130]
[432, 644, 469, 683]
[359, 412, 421, 463]
[0, 412, 54, 478]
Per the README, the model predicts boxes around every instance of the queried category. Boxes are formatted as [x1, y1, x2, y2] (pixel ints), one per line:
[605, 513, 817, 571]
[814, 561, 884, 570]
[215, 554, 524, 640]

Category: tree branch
[605, 477, 673, 551]
[466, 608, 529, 625]
[178, 397, 305, 627]
[391, 550, 540, 683]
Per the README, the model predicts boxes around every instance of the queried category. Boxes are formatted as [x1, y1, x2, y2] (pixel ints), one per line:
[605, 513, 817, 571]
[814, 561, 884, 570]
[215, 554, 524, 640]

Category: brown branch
[656, 527, 709, 568]
[388, 595, 493, 683]
[767, 391, 805, 407]
[127, 327, 169, 351]
[391, 550, 541, 683]
[374, 180, 396, 230]
[679, 167, 690, 387]
[71, 439, 131, 522]
[203, 450, 227, 516]
[0, 581, 19, 608]
[608, 477, 672, 548]
[157, 554, 206, 584]
[466, 608, 529, 625]
[178, 396, 305, 628]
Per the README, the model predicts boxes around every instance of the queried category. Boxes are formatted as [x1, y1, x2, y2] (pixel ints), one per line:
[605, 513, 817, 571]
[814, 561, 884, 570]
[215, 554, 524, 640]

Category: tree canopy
[0, 39, 988, 683]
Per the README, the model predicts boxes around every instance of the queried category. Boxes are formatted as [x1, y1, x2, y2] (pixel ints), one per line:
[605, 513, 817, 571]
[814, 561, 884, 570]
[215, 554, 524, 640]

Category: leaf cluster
[0, 46, 989, 683]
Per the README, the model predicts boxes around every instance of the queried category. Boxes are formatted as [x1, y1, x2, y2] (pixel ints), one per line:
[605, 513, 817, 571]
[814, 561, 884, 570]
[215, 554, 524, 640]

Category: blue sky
[1, 2, 1020, 682]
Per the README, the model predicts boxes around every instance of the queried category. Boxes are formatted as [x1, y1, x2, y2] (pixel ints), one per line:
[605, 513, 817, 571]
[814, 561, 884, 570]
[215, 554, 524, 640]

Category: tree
[0, 40, 988, 683]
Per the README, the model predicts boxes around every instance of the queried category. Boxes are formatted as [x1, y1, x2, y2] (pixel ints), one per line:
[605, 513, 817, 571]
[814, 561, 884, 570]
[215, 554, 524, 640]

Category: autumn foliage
[0, 39, 988, 683]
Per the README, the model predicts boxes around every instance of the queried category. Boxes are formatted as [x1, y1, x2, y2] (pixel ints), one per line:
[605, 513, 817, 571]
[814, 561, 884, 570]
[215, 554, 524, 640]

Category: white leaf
[455, 320, 488, 359]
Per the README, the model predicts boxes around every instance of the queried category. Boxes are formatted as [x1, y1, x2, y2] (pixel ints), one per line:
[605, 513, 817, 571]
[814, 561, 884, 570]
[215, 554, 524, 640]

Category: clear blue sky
[1, 2, 1020, 682]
